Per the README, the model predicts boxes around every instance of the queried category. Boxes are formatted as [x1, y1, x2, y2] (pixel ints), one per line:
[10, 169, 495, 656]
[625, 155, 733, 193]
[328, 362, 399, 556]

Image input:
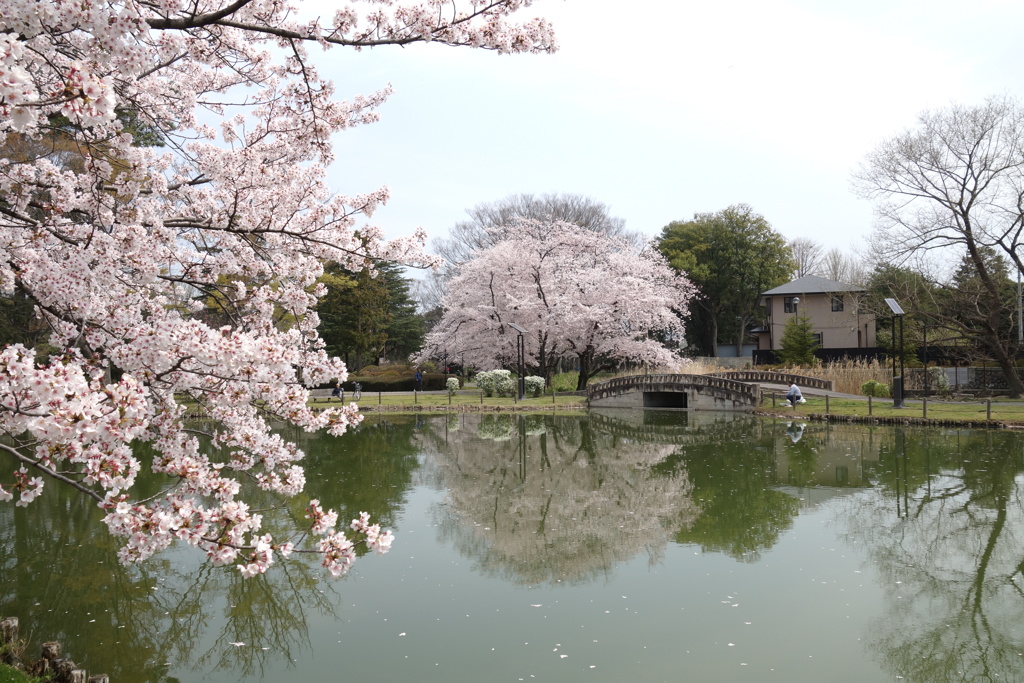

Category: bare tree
[432, 193, 642, 274]
[789, 237, 825, 278]
[821, 247, 868, 285]
[853, 95, 1024, 395]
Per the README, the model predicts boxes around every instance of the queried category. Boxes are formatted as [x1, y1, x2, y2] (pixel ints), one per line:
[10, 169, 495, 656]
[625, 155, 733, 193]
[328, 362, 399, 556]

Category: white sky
[319, 0, 1024, 262]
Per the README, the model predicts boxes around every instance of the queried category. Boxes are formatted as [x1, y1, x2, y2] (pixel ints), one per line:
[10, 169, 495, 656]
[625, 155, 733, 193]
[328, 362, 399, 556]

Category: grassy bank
[0, 663, 34, 683]
[760, 394, 1024, 426]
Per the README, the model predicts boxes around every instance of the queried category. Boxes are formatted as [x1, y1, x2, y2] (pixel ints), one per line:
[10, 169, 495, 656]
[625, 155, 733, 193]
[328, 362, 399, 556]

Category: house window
[831, 295, 844, 312]
[812, 332, 823, 347]
[784, 297, 798, 314]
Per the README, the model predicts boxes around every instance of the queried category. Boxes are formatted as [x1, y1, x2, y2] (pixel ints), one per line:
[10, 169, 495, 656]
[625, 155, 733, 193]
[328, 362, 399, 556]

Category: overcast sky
[318, 0, 1024, 263]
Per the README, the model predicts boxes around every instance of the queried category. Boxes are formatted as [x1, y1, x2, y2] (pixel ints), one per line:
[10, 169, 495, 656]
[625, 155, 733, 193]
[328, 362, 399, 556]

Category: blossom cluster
[0, 0, 556, 576]
[419, 219, 695, 377]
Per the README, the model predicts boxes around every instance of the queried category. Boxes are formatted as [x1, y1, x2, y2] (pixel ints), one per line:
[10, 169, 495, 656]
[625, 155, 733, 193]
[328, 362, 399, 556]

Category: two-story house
[755, 275, 877, 362]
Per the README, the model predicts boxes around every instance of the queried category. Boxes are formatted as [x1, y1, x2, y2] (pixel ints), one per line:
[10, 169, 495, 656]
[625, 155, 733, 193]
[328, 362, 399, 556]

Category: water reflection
[839, 427, 1024, 681]
[416, 412, 700, 585]
[0, 416, 423, 682]
[6, 415, 1024, 681]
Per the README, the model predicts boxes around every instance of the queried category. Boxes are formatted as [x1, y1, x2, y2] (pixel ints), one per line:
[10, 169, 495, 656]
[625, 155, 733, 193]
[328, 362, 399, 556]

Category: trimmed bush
[476, 369, 516, 397]
[861, 379, 891, 398]
[446, 377, 461, 396]
[524, 375, 545, 397]
[345, 372, 448, 392]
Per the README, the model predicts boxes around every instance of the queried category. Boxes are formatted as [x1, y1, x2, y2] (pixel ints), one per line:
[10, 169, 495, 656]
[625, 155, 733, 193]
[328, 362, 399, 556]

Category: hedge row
[341, 373, 454, 392]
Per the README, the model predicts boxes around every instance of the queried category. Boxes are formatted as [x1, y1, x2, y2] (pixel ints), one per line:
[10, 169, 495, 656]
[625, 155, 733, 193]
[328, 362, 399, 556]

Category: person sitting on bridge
[785, 381, 806, 407]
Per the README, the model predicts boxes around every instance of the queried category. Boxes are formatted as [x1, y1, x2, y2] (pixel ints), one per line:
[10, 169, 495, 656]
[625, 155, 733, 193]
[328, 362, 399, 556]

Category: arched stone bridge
[587, 374, 760, 411]
[586, 371, 833, 411]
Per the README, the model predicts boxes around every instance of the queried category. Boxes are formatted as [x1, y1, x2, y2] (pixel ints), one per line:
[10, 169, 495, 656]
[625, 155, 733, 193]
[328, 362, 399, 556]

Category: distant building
[754, 275, 877, 362]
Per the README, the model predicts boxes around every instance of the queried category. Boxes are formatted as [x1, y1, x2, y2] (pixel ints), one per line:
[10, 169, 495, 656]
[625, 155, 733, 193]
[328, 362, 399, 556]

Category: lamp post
[508, 322, 527, 400]
[885, 298, 905, 408]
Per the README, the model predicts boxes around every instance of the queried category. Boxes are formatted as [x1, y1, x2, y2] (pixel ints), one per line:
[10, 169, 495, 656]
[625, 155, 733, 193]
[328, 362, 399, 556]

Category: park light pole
[508, 322, 527, 400]
[885, 298, 905, 408]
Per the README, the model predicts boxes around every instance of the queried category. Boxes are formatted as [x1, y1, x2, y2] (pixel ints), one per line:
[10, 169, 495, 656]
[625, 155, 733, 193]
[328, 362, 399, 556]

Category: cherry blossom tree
[0, 0, 556, 577]
[418, 219, 695, 389]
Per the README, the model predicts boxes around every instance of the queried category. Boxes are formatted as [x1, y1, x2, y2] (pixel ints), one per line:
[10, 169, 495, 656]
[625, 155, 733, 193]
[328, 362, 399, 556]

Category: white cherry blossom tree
[0, 0, 556, 577]
[419, 218, 695, 389]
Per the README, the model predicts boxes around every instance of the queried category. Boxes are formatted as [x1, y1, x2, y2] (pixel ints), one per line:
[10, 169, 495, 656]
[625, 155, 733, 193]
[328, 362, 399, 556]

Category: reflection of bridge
[586, 372, 834, 411]
[589, 409, 757, 445]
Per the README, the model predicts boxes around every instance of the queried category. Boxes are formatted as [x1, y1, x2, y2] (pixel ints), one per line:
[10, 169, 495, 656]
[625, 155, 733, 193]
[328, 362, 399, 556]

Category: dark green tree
[777, 314, 818, 366]
[318, 261, 424, 370]
[866, 250, 1018, 371]
[657, 204, 794, 356]
[379, 262, 425, 362]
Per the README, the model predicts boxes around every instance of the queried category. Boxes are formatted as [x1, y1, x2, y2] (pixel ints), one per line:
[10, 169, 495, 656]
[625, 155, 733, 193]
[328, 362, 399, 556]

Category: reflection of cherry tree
[838, 429, 1024, 681]
[0, 480, 335, 683]
[1, 416, 423, 680]
[418, 414, 698, 585]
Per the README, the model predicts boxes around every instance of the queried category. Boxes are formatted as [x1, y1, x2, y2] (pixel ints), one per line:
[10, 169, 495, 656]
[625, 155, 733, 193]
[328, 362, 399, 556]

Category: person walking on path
[415, 369, 423, 391]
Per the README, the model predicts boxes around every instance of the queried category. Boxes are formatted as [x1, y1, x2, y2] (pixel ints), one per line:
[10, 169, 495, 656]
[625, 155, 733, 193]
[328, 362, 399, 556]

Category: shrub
[524, 375, 545, 397]
[550, 371, 578, 392]
[446, 377, 461, 396]
[861, 379, 891, 398]
[476, 369, 516, 397]
[345, 372, 448, 392]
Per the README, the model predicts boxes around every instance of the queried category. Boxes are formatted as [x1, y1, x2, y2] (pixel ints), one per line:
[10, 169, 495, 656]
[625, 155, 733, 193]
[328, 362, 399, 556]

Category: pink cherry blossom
[419, 219, 695, 388]
[0, 0, 556, 576]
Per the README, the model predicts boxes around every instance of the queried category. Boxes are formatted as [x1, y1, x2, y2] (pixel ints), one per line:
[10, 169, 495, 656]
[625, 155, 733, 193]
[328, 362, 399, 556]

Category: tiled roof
[761, 275, 865, 296]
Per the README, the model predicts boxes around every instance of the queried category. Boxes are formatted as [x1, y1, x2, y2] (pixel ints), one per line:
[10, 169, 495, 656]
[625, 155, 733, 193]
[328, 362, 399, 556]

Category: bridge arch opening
[643, 391, 688, 408]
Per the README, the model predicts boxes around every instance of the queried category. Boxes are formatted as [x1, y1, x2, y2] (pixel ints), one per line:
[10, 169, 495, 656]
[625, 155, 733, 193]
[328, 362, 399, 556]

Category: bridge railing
[587, 373, 760, 403]
[709, 370, 834, 392]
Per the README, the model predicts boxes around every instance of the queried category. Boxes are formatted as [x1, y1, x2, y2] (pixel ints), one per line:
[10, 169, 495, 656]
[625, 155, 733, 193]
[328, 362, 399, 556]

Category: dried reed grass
[777, 359, 890, 395]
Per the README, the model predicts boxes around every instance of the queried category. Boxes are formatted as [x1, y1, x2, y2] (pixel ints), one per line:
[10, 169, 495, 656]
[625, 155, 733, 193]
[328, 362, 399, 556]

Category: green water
[3, 410, 1024, 682]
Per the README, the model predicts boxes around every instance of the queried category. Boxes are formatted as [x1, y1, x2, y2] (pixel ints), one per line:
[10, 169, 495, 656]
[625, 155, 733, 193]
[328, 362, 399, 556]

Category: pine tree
[777, 315, 818, 366]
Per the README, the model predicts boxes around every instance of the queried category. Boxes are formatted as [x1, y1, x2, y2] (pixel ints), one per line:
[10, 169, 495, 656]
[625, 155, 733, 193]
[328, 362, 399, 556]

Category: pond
[3, 410, 1024, 682]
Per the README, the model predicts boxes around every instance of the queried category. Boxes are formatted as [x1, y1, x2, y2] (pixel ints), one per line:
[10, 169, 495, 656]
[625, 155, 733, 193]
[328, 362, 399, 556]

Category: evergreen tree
[777, 315, 818, 366]
[318, 262, 425, 370]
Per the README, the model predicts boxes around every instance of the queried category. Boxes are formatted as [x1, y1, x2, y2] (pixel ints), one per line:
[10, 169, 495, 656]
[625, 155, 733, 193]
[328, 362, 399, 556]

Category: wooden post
[41, 642, 61, 660]
[923, 397, 927, 418]
[0, 617, 18, 646]
[772, 392, 776, 407]
[868, 395, 872, 416]
[414, 389, 417, 404]
[379, 390, 381, 405]
[552, 388, 556, 403]
[448, 391, 452, 406]
[988, 399, 992, 421]
[89, 676, 110, 683]
[54, 658, 77, 682]
[825, 395, 830, 414]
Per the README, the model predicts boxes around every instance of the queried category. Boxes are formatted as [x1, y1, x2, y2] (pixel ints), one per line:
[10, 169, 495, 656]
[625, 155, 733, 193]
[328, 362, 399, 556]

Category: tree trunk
[538, 332, 549, 386]
[966, 239, 1024, 397]
[576, 349, 592, 390]
[735, 314, 747, 357]
[709, 315, 719, 357]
